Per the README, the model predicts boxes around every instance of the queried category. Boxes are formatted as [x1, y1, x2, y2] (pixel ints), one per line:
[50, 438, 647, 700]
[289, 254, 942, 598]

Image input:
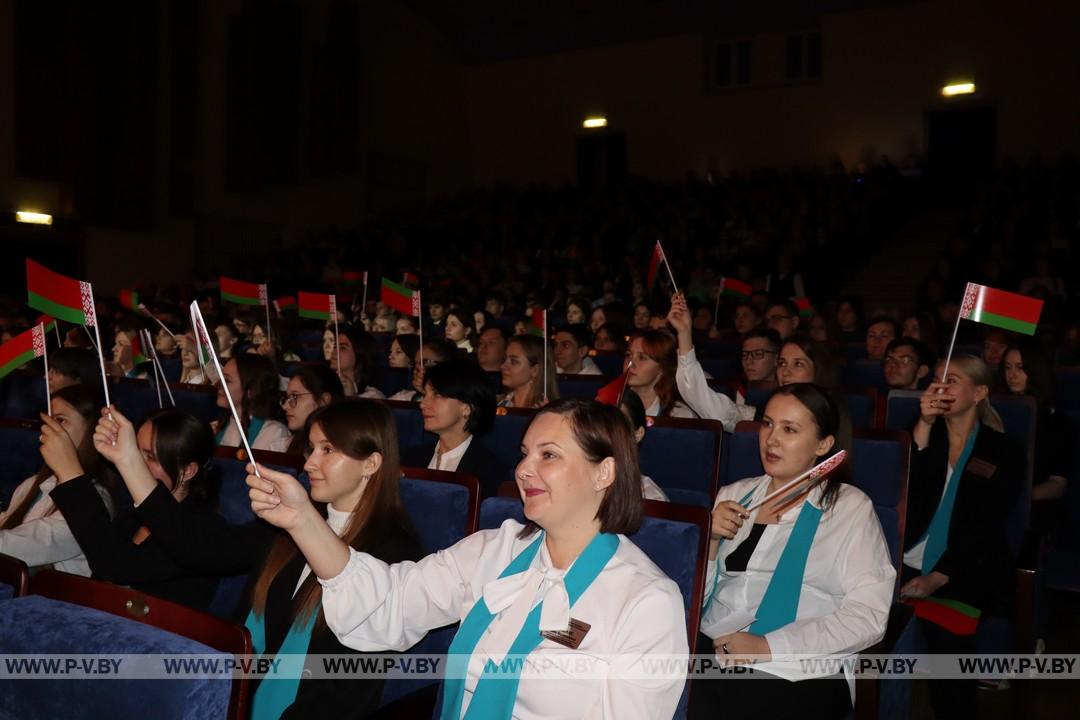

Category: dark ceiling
[397, 0, 909, 64]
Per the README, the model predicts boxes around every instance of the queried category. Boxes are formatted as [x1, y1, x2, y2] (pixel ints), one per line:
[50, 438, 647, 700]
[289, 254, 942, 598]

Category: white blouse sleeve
[597, 578, 688, 720]
[763, 494, 895, 661]
[675, 348, 738, 431]
[319, 527, 497, 652]
[254, 421, 294, 454]
[0, 479, 111, 568]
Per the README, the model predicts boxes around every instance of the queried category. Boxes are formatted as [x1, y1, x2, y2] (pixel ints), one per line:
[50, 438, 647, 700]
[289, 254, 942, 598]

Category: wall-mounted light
[582, 116, 608, 129]
[15, 211, 53, 225]
[941, 82, 976, 97]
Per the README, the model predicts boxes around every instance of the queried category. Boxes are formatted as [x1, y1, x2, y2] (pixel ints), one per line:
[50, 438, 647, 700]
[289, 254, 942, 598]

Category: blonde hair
[948, 355, 1003, 432]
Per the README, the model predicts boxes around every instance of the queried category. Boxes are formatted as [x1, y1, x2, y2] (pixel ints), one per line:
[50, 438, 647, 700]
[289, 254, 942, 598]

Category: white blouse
[643, 397, 698, 419]
[427, 436, 472, 473]
[0, 474, 114, 576]
[701, 476, 894, 693]
[319, 519, 688, 719]
[674, 347, 756, 431]
[641, 475, 670, 502]
[218, 418, 293, 453]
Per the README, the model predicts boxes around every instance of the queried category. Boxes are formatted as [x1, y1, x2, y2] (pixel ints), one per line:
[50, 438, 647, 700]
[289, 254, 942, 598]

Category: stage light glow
[15, 211, 53, 225]
[941, 83, 975, 97]
[582, 116, 608, 129]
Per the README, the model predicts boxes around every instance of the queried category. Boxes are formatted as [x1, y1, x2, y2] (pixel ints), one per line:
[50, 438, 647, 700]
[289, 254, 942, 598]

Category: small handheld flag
[343, 270, 365, 288]
[273, 296, 297, 316]
[381, 278, 421, 317]
[26, 259, 110, 409]
[595, 371, 629, 407]
[0, 325, 46, 381]
[646, 240, 679, 293]
[904, 597, 981, 636]
[745, 450, 848, 513]
[941, 282, 1044, 381]
[719, 277, 752, 301]
[792, 297, 814, 318]
[119, 289, 140, 311]
[219, 277, 268, 306]
[297, 292, 337, 321]
[37, 314, 61, 346]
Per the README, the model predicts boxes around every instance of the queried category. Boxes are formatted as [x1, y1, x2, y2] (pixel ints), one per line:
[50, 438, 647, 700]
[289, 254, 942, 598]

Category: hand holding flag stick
[190, 301, 260, 477]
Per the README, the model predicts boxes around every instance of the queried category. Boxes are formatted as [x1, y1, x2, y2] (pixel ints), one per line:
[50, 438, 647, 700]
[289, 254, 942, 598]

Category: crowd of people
[0, 156, 1077, 718]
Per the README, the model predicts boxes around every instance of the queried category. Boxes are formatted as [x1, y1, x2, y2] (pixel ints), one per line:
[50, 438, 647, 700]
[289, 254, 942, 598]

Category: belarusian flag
[220, 276, 268, 306]
[130, 332, 149, 366]
[273, 296, 297, 315]
[189, 304, 214, 366]
[26, 259, 97, 326]
[36, 314, 57, 334]
[792, 297, 814, 318]
[646, 241, 664, 290]
[906, 597, 981, 636]
[298, 292, 336, 321]
[595, 371, 628, 406]
[0, 325, 46, 380]
[527, 308, 546, 337]
[382, 278, 420, 317]
[402, 271, 419, 287]
[959, 282, 1043, 336]
[719, 277, 752, 300]
[343, 271, 366, 288]
[119, 289, 139, 311]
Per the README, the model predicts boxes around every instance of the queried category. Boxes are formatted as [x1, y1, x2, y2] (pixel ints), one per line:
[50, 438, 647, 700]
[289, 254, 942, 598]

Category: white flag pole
[53, 322, 62, 347]
[145, 330, 163, 409]
[659, 240, 679, 293]
[138, 304, 176, 339]
[145, 328, 175, 407]
[542, 309, 548, 403]
[416, 290, 423, 382]
[87, 286, 112, 410]
[360, 273, 369, 323]
[940, 283, 974, 384]
[40, 324, 51, 416]
[713, 283, 722, 330]
[82, 325, 98, 352]
[191, 301, 259, 476]
[262, 285, 272, 353]
[333, 295, 341, 381]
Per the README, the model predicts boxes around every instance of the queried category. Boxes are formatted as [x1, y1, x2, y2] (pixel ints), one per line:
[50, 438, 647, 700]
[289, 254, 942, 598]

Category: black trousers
[689, 634, 851, 720]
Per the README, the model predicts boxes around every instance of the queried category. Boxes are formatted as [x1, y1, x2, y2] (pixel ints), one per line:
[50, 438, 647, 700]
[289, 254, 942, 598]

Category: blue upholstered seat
[479, 411, 534, 472]
[0, 583, 14, 601]
[0, 595, 230, 720]
[556, 375, 609, 400]
[590, 352, 624, 377]
[0, 421, 47, 508]
[172, 385, 219, 424]
[1, 375, 46, 420]
[387, 401, 429, 452]
[884, 389, 922, 432]
[111, 379, 163, 427]
[160, 358, 182, 382]
[638, 419, 724, 507]
[842, 388, 878, 429]
[380, 472, 479, 707]
[375, 367, 413, 398]
[842, 359, 887, 389]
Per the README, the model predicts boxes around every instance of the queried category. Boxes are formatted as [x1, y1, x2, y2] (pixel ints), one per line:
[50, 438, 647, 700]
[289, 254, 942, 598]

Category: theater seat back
[638, 418, 724, 507]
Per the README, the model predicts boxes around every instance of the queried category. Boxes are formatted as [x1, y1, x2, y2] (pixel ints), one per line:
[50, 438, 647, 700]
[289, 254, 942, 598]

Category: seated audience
[553, 324, 602, 375]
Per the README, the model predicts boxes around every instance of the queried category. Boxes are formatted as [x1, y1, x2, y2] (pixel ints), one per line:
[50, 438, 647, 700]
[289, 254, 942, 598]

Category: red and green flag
[273, 296, 297, 315]
[26, 259, 97, 326]
[298, 292, 337, 321]
[646, 241, 664, 290]
[119, 288, 140, 311]
[959, 282, 1043, 336]
[719, 277, 752, 300]
[381, 278, 420, 317]
[130, 332, 150, 366]
[792, 297, 814, 318]
[343, 270, 366, 288]
[402, 271, 419, 287]
[0, 325, 46, 380]
[219, 276, 268, 306]
[596, 371, 628, 406]
[906, 597, 981, 636]
[37, 314, 57, 334]
[527, 308, 546, 337]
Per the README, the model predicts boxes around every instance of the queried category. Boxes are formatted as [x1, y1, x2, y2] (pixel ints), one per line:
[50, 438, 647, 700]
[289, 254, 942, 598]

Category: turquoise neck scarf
[215, 416, 265, 447]
[440, 531, 619, 720]
[244, 607, 318, 720]
[704, 478, 825, 636]
[919, 423, 980, 573]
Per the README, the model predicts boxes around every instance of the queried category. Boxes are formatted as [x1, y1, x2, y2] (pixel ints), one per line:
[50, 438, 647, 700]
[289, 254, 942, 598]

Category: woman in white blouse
[667, 292, 755, 431]
[692, 383, 894, 719]
[623, 330, 696, 419]
[0, 384, 114, 576]
[214, 355, 292, 453]
[247, 399, 688, 719]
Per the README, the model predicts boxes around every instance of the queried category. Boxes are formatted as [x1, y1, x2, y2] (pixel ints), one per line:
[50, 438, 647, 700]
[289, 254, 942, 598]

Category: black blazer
[402, 437, 510, 499]
[904, 422, 1024, 612]
[134, 484, 424, 718]
[50, 476, 221, 612]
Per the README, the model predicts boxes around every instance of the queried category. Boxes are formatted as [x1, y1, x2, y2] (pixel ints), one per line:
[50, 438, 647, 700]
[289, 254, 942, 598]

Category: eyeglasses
[279, 392, 314, 408]
[883, 355, 916, 367]
[741, 349, 778, 361]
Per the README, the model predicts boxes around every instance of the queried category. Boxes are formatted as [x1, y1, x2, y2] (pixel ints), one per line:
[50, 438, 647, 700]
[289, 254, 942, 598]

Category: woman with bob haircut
[693, 383, 893, 719]
[401, 359, 508, 499]
[91, 398, 424, 717]
[246, 399, 688, 719]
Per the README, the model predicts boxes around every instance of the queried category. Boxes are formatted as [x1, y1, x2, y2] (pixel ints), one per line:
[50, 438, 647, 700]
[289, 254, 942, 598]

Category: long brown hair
[505, 334, 560, 407]
[2, 385, 105, 529]
[249, 398, 416, 630]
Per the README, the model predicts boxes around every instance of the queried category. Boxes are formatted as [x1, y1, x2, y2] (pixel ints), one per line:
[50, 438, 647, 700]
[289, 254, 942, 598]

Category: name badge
[541, 618, 591, 649]
[967, 458, 997, 479]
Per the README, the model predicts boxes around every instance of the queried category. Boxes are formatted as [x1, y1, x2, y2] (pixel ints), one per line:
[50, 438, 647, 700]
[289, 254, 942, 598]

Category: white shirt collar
[327, 504, 352, 535]
[430, 435, 473, 471]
